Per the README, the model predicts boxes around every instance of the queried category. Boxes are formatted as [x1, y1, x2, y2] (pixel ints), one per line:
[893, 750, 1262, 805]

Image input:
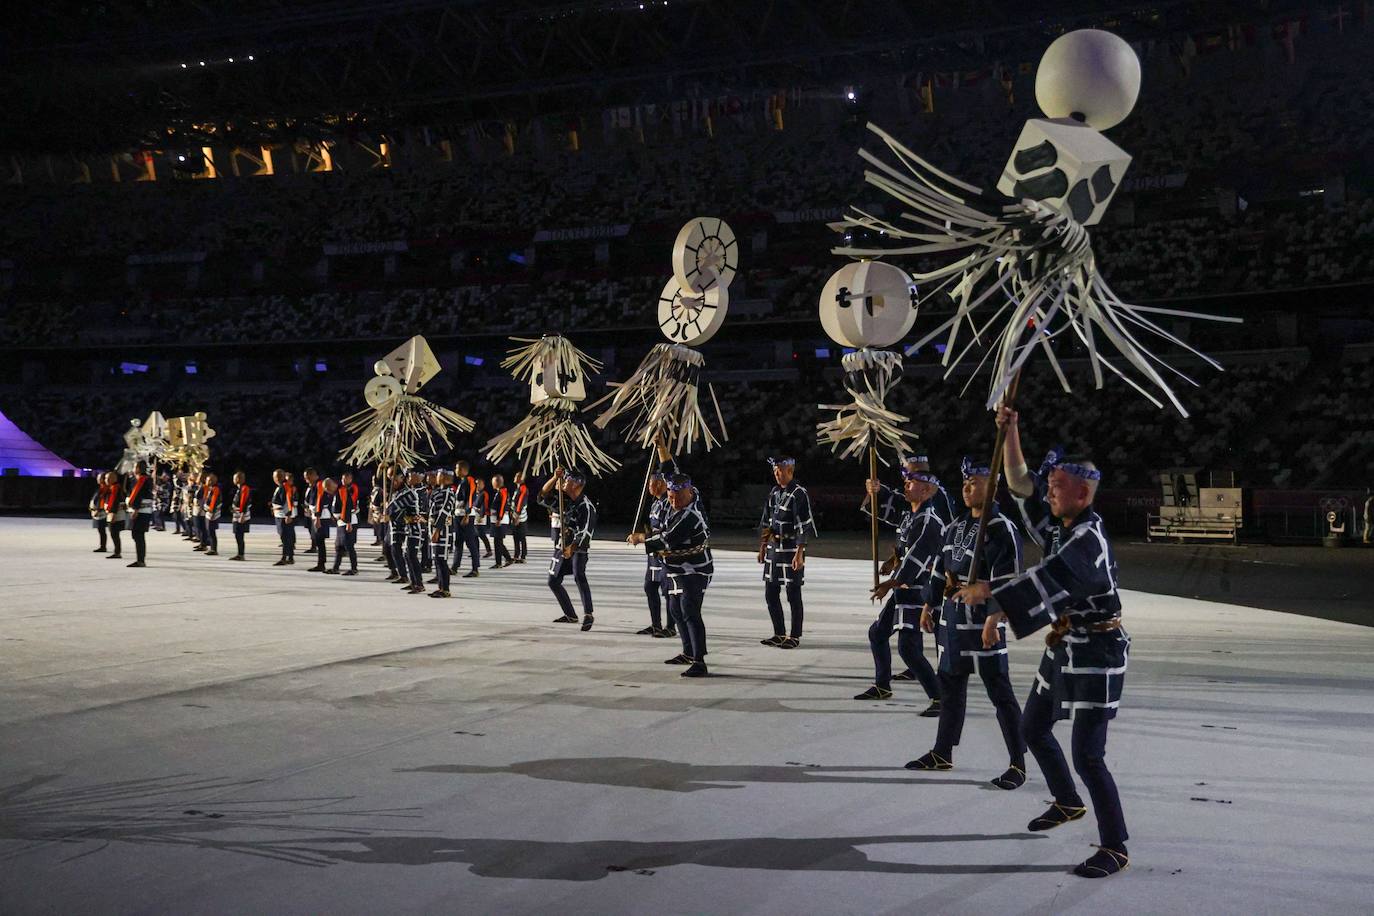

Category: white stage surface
[1, 517, 1371, 915]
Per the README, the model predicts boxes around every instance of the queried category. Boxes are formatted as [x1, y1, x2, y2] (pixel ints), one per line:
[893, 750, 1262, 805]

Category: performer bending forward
[908, 457, 1026, 791]
[855, 466, 944, 712]
[540, 468, 597, 631]
[631, 471, 713, 677]
[757, 456, 817, 649]
[955, 407, 1132, 880]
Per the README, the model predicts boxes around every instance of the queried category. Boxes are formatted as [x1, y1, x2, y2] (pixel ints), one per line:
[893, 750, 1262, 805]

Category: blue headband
[906, 453, 930, 464]
[666, 476, 693, 492]
[961, 457, 991, 479]
[564, 470, 587, 484]
[768, 457, 796, 468]
[1040, 448, 1101, 481]
[902, 467, 939, 485]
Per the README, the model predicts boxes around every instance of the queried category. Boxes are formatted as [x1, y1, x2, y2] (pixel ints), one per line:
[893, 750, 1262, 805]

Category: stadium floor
[1, 517, 1371, 915]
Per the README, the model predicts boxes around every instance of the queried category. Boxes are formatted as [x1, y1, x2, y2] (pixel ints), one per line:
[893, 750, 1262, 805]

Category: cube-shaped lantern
[529, 353, 587, 404]
[996, 118, 1131, 227]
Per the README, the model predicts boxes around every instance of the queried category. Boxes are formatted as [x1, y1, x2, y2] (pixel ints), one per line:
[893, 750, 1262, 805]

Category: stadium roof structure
[0, 0, 1309, 155]
[0, 408, 78, 477]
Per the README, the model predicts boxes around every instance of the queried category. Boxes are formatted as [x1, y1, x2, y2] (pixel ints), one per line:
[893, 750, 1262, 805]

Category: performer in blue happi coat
[428, 469, 459, 598]
[955, 406, 1132, 880]
[633, 446, 679, 640]
[388, 469, 427, 594]
[757, 456, 817, 649]
[631, 470, 713, 677]
[540, 468, 598, 631]
[907, 456, 1027, 792]
[866, 447, 956, 530]
[854, 466, 944, 714]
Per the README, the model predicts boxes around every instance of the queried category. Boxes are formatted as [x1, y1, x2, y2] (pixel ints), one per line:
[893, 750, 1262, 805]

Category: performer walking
[867, 449, 955, 530]
[452, 460, 482, 578]
[125, 462, 153, 567]
[954, 407, 1132, 879]
[192, 472, 209, 549]
[270, 469, 297, 566]
[854, 467, 944, 712]
[154, 470, 171, 531]
[540, 468, 597, 631]
[757, 457, 816, 649]
[907, 457, 1026, 790]
[510, 470, 529, 563]
[90, 474, 110, 552]
[428, 470, 458, 597]
[230, 471, 251, 560]
[630, 471, 713, 677]
[490, 474, 513, 568]
[329, 471, 360, 575]
[103, 471, 126, 560]
[369, 469, 390, 560]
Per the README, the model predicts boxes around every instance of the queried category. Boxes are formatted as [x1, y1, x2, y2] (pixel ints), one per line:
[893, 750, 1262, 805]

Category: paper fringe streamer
[817, 348, 916, 461]
[339, 394, 475, 470]
[484, 398, 620, 476]
[587, 343, 727, 454]
[501, 335, 603, 385]
[832, 122, 1241, 418]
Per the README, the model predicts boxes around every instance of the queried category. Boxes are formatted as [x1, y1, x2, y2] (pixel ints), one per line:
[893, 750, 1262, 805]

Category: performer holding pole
[955, 406, 1130, 879]
[629, 469, 713, 677]
[539, 468, 599, 630]
[853, 466, 943, 711]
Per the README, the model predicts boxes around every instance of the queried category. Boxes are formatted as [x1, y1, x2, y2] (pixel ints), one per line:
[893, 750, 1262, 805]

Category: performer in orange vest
[201, 473, 222, 556]
[125, 462, 153, 567]
[329, 470, 361, 575]
[230, 471, 252, 561]
[510, 470, 530, 564]
[490, 474, 513, 568]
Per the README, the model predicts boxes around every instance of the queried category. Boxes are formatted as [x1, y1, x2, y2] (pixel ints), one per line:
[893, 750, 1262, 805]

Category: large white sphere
[1034, 29, 1140, 130]
[819, 261, 918, 349]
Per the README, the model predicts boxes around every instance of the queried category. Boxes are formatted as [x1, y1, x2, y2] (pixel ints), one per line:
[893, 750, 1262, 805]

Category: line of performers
[85, 406, 1130, 879]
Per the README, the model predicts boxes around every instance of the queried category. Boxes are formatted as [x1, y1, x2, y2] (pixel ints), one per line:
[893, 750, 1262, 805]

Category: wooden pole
[964, 368, 1023, 586]
[868, 443, 880, 590]
[630, 435, 673, 535]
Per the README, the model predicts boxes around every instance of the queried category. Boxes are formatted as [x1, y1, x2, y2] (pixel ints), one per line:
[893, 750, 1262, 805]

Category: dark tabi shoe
[680, 661, 709, 678]
[990, 765, 1027, 790]
[286, 557, 295, 564]
[204, 550, 217, 556]
[853, 685, 893, 700]
[552, 615, 578, 623]
[892, 669, 917, 681]
[324, 568, 340, 575]
[229, 555, 245, 561]
[514, 558, 525, 564]
[308, 565, 325, 572]
[407, 585, 426, 594]
[919, 699, 942, 718]
[125, 560, 146, 568]
[482, 550, 492, 558]
[1073, 846, 1129, 879]
[904, 751, 954, 771]
[342, 569, 358, 576]
[273, 559, 289, 566]
[426, 577, 438, 585]
[1028, 802, 1088, 832]
[760, 635, 785, 647]
[429, 589, 450, 598]
[635, 626, 657, 636]
[664, 654, 691, 665]
[385, 573, 401, 582]
[650, 627, 671, 638]
[580, 616, 595, 632]
[778, 636, 800, 649]
[462, 571, 479, 578]
[372, 556, 388, 563]
[192, 546, 207, 552]
[663, 627, 677, 638]
[92, 547, 107, 553]
[106, 553, 123, 559]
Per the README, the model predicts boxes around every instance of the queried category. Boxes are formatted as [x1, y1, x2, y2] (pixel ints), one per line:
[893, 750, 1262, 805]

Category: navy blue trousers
[868, 595, 938, 696]
[1022, 684, 1128, 849]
